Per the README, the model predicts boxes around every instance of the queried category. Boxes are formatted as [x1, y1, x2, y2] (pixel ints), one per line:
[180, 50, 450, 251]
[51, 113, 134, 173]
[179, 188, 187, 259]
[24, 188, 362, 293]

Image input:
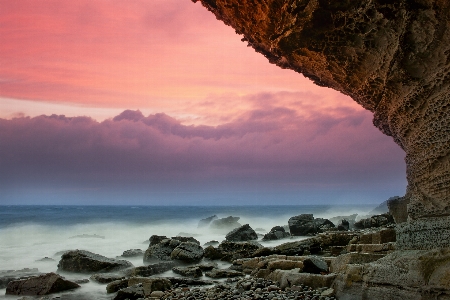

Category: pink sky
[0, 0, 406, 205]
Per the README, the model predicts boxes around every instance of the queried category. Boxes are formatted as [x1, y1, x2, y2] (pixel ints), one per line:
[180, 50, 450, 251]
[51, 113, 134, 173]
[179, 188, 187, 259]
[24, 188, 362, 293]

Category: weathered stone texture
[193, 0, 450, 249]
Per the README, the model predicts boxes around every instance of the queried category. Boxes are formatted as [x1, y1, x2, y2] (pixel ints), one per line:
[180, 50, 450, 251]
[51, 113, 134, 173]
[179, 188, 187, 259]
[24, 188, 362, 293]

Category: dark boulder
[106, 279, 128, 293]
[58, 250, 133, 273]
[149, 235, 168, 246]
[288, 214, 335, 236]
[126, 261, 175, 277]
[203, 245, 224, 260]
[0, 268, 41, 289]
[170, 242, 204, 263]
[337, 219, 350, 231]
[114, 284, 145, 300]
[205, 268, 244, 278]
[302, 256, 328, 274]
[210, 216, 241, 232]
[172, 236, 200, 245]
[217, 241, 263, 262]
[121, 249, 144, 257]
[198, 215, 218, 228]
[262, 226, 291, 241]
[204, 240, 219, 246]
[144, 238, 180, 262]
[90, 273, 125, 284]
[225, 224, 258, 242]
[6, 273, 80, 296]
[354, 213, 395, 229]
[172, 266, 203, 278]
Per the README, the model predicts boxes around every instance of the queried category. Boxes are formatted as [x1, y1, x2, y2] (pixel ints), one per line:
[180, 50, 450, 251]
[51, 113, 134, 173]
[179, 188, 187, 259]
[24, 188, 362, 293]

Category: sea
[0, 205, 374, 299]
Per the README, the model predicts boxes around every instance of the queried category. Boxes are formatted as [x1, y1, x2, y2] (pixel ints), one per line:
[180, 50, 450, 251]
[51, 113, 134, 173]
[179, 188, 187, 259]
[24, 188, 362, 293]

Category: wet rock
[288, 214, 335, 236]
[337, 219, 350, 231]
[170, 242, 204, 262]
[126, 261, 175, 277]
[128, 277, 172, 295]
[121, 249, 144, 257]
[209, 216, 241, 232]
[166, 277, 216, 286]
[225, 224, 258, 241]
[194, 261, 218, 271]
[203, 240, 219, 246]
[6, 273, 80, 296]
[198, 215, 218, 228]
[262, 226, 291, 241]
[144, 238, 180, 262]
[217, 241, 263, 262]
[90, 273, 125, 284]
[149, 235, 168, 246]
[172, 266, 203, 278]
[205, 268, 245, 278]
[0, 268, 41, 289]
[171, 236, 200, 245]
[302, 256, 328, 274]
[57, 250, 133, 273]
[106, 279, 128, 293]
[113, 284, 144, 300]
[354, 213, 395, 229]
[203, 245, 224, 260]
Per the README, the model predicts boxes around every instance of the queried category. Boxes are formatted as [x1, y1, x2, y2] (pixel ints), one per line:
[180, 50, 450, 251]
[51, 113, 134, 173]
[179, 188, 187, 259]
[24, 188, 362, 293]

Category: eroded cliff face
[193, 0, 450, 248]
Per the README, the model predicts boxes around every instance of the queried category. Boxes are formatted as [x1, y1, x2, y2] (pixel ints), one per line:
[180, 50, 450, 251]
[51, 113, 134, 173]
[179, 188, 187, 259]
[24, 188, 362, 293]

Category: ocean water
[0, 205, 373, 299]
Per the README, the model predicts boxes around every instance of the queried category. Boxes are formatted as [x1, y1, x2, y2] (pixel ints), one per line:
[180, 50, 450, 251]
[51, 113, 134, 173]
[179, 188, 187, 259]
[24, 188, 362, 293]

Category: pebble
[159, 278, 336, 300]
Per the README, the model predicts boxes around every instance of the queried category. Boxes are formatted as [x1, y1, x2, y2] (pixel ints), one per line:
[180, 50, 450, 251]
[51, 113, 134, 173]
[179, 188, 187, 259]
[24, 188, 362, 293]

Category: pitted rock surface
[193, 0, 450, 247]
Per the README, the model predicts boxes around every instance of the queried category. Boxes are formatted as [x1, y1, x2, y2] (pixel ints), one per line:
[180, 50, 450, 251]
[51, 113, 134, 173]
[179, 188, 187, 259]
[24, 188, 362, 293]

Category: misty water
[0, 205, 374, 299]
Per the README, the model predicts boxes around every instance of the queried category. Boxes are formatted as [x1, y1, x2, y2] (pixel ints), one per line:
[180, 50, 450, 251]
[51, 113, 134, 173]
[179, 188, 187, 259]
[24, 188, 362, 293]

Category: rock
[267, 260, 304, 271]
[57, 250, 133, 273]
[90, 273, 125, 284]
[165, 277, 216, 286]
[75, 278, 89, 284]
[36, 257, 55, 262]
[170, 242, 204, 262]
[387, 196, 409, 224]
[149, 235, 168, 246]
[302, 256, 328, 274]
[150, 290, 165, 298]
[126, 261, 175, 277]
[368, 199, 391, 215]
[354, 213, 395, 229]
[250, 247, 279, 257]
[144, 238, 180, 262]
[128, 277, 172, 295]
[172, 266, 203, 278]
[6, 273, 80, 296]
[337, 219, 349, 231]
[217, 241, 263, 262]
[209, 216, 241, 232]
[274, 238, 322, 256]
[329, 214, 358, 228]
[205, 268, 245, 278]
[114, 284, 145, 300]
[204, 240, 219, 246]
[267, 270, 336, 290]
[330, 252, 385, 273]
[203, 245, 224, 260]
[171, 236, 200, 245]
[198, 215, 218, 228]
[121, 249, 144, 257]
[106, 279, 128, 293]
[225, 224, 258, 241]
[288, 214, 335, 236]
[262, 226, 291, 241]
[0, 268, 41, 289]
[194, 261, 218, 271]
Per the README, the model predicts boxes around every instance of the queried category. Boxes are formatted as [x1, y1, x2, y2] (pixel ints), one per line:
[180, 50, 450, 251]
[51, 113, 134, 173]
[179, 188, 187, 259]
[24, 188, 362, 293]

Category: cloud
[0, 102, 406, 202]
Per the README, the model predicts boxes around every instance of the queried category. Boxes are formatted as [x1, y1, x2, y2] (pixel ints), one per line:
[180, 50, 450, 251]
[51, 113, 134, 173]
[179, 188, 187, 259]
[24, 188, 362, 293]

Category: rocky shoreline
[2, 204, 403, 300]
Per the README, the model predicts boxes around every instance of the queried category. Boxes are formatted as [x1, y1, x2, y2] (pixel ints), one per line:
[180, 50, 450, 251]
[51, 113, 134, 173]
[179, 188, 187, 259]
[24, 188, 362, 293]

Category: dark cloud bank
[0, 106, 406, 205]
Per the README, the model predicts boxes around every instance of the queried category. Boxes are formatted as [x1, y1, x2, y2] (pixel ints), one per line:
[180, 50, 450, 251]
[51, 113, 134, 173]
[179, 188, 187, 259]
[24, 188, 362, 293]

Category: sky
[0, 0, 407, 205]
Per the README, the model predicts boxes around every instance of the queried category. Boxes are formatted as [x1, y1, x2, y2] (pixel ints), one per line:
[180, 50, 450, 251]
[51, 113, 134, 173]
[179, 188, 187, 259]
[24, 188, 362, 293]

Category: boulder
[90, 273, 125, 284]
[121, 249, 143, 257]
[126, 261, 175, 277]
[144, 238, 180, 262]
[209, 216, 241, 232]
[194, 261, 218, 271]
[268, 270, 336, 290]
[0, 268, 41, 289]
[128, 277, 171, 295]
[203, 245, 224, 260]
[172, 236, 200, 245]
[354, 213, 395, 229]
[149, 235, 168, 246]
[204, 240, 219, 246]
[170, 242, 204, 262]
[198, 215, 218, 228]
[262, 226, 291, 241]
[217, 241, 263, 262]
[337, 219, 349, 231]
[205, 268, 245, 278]
[302, 256, 329, 274]
[274, 238, 322, 256]
[6, 273, 80, 296]
[288, 214, 335, 236]
[114, 284, 145, 300]
[387, 196, 409, 224]
[172, 266, 203, 278]
[57, 250, 133, 273]
[225, 224, 258, 241]
[106, 279, 128, 293]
